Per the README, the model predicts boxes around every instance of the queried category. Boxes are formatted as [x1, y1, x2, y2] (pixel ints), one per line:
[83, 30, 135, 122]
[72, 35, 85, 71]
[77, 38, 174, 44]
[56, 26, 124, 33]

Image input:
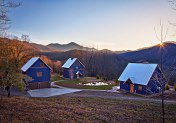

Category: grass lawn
[51, 74, 65, 81]
[0, 96, 176, 123]
[51, 75, 116, 90]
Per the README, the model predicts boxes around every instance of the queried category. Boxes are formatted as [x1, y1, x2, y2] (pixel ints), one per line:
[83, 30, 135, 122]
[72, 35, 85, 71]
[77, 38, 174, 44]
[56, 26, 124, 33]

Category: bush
[82, 78, 87, 82]
[96, 75, 100, 79]
[174, 85, 176, 91]
[115, 76, 119, 83]
[165, 84, 170, 90]
[168, 81, 175, 86]
[17, 81, 25, 91]
[103, 77, 108, 81]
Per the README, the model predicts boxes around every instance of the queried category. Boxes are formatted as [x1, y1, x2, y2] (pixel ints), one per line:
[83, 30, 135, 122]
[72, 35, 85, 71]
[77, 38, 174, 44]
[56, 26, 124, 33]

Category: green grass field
[51, 75, 115, 90]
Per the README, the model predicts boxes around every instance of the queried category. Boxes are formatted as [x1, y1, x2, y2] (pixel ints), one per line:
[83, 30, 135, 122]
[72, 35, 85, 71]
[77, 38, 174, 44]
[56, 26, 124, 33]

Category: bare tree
[21, 34, 30, 42]
[71, 45, 96, 76]
[154, 20, 168, 123]
[0, 0, 20, 35]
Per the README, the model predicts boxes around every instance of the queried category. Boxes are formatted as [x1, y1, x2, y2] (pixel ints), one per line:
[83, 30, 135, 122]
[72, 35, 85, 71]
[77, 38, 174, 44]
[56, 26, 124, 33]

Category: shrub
[168, 81, 175, 86]
[103, 77, 108, 81]
[174, 84, 176, 91]
[81, 82, 88, 85]
[96, 75, 100, 79]
[165, 84, 170, 90]
[17, 81, 25, 91]
[115, 77, 118, 82]
[82, 78, 87, 82]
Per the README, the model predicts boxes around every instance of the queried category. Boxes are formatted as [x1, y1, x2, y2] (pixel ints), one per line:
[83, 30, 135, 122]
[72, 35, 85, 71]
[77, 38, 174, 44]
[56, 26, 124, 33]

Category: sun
[160, 42, 163, 47]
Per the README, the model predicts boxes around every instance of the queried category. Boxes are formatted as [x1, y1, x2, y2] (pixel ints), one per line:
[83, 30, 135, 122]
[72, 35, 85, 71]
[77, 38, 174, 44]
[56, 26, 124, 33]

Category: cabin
[21, 57, 51, 89]
[62, 58, 85, 79]
[118, 63, 166, 95]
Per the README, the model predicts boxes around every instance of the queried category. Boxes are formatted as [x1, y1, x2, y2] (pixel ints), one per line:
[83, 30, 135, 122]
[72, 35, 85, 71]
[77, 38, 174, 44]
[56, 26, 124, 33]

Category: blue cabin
[118, 63, 166, 95]
[62, 58, 85, 79]
[21, 57, 51, 89]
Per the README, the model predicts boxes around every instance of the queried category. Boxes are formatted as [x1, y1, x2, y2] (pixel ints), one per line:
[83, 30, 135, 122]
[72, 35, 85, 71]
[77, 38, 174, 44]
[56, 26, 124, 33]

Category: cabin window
[40, 63, 44, 68]
[138, 85, 142, 90]
[153, 73, 158, 79]
[76, 66, 78, 69]
[37, 72, 42, 77]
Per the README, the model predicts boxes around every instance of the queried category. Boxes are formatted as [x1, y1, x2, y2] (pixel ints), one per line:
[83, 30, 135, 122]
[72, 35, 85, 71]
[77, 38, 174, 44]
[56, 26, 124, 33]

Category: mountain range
[1, 37, 176, 81]
[16, 40, 176, 68]
[117, 42, 176, 67]
[34, 40, 176, 70]
[30, 42, 97, 52]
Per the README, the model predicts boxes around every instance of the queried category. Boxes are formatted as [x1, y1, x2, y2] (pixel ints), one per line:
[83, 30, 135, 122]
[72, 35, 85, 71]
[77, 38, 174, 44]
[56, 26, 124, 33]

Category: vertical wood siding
[26, 59, 51, 83]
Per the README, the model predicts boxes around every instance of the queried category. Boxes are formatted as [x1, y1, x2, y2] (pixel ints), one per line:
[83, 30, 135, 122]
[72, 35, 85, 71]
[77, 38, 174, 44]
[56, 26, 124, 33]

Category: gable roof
[21, 57, 51, 72]
[118, 63, 158, 85]
[62, 58, 84, 68]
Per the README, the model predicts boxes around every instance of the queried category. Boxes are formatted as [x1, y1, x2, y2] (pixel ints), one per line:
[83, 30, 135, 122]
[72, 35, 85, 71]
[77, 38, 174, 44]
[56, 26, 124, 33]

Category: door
[70, 70, 74, 80]
[77, 74, 79, 79]
[130, 84, 134, 93]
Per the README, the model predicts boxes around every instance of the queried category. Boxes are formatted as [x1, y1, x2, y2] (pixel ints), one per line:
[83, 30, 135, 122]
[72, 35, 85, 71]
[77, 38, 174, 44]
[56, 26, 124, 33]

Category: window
[37, 72, 42, 77]
[138, 85, 142, 91]
[40, 63, 44, 68]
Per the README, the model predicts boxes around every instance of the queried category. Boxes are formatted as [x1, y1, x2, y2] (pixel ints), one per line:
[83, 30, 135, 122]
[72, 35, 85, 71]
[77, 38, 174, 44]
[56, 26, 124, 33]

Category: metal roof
[118, 63, 158, 85]
[21, 57, 52, 72]
[62, 58, 77, 68]
[76, 71, 83, 75]
[21, 57, 40, 72]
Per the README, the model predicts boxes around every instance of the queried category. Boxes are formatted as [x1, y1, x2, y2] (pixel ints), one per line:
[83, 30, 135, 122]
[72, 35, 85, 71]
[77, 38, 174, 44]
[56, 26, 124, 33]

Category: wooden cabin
[62, 58, 85, 80]
[21, 57, 51, 89]
[118, 63, 166, 95]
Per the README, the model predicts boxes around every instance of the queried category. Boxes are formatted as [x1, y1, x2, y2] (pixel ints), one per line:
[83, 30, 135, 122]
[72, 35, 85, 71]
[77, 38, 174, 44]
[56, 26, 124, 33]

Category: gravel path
[52, 81, 176, 104]
[65, 90, 176, 104]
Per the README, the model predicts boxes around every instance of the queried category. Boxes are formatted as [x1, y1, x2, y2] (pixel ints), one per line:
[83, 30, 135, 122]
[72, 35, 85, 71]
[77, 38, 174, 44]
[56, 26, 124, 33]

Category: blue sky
[9, 0, 176, 51]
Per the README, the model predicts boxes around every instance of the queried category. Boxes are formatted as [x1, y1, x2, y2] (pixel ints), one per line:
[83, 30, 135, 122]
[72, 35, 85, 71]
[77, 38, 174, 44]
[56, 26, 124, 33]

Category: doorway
[130, 84, 134, 93]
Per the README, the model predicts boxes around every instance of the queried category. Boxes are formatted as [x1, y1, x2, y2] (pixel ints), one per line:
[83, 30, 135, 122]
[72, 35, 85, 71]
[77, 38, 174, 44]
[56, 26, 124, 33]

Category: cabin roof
[118, 63, 158, 85]
[21, 57, 51, 72]
[62, 58, 84, 68]
[76, 71, 83, 75]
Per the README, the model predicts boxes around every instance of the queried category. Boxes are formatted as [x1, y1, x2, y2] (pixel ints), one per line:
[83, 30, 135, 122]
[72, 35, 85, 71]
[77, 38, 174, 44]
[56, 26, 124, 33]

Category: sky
[8, 0, 176, 51]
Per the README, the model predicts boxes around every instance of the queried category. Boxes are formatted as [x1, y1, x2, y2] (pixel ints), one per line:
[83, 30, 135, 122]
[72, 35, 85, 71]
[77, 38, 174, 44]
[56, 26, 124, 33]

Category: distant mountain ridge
[2, 37, 176, 81]
[30, 42, 97, 52]
[47, 42, 83, 51]
[2, 37, 176, 68]
[117, 42, 176, 67]
[30, 43, 54, 52]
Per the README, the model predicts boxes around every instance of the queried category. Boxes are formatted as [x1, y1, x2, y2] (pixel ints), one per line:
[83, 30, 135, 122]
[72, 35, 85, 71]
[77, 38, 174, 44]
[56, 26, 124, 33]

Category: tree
[0, 0, 21, 36]
[40, 55, 53, 69]
[168, 0, 176, 27]
[53, 60, 62, 73]
[76, 46, 96, 76]
[0, 38, 35, 97]
[154, 20, 168, 123]
[169, 0, 176, 10]
[12, 40, 35, 71]
[21, 34, 30, 42]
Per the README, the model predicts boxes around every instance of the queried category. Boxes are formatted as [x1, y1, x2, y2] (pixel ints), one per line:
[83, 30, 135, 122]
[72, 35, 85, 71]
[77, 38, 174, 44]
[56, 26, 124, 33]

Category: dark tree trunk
[5, 85, 11, 97]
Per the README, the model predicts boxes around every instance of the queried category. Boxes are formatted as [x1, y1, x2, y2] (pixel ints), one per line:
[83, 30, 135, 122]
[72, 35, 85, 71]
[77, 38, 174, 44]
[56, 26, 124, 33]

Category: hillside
[2, 37, 176, 81]
[1, 96, 176, 122]
[118, 42, 176, 67]
[30, 43, 54, 52]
